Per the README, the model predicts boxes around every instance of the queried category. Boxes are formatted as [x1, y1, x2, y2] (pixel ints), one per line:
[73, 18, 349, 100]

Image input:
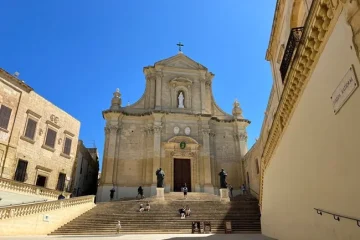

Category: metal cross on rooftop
[176, 42, 184, 52]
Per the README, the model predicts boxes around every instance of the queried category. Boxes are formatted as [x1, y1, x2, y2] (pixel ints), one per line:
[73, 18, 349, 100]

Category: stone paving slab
[0, 234, 276, 240]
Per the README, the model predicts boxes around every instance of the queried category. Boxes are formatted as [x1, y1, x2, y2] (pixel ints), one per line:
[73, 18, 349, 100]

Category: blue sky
[0, 1, 276, 169]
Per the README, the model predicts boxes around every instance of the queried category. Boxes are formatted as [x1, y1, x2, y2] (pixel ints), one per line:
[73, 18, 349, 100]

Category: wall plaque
[331, 66, 358, 114]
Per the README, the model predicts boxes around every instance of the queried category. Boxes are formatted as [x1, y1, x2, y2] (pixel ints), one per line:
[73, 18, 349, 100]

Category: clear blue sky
[1, 1, 276, 169]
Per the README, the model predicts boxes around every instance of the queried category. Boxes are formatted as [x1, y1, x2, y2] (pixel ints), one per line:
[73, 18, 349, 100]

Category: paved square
[0, 234, 275, 240]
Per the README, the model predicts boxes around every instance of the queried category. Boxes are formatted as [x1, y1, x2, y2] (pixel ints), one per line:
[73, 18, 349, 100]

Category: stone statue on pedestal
[218, 169, 228, 188]
[156, 168, 165, 188]
[178, 92, 184, 108]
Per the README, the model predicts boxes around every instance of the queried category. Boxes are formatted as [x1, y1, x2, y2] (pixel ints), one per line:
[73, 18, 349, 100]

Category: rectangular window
[56, 173, 66, 191]
[256, 159, 260, 174]
[0, 105, 12, 130]
[24, 118, 37, 140]
[45, 128, 57, 148]
[63, 137, 72, 155]
[14, 160, 28, 182]
[80, 157, 84, 174]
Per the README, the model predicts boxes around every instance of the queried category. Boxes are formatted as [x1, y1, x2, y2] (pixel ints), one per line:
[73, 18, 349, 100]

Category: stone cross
[177, 42, 184, 52]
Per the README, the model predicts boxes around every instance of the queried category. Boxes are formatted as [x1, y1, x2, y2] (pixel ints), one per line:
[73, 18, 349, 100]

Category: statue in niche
[156, 168, 165, 188]
[178, 91, 185, 108]
[218, 169, 228, 188]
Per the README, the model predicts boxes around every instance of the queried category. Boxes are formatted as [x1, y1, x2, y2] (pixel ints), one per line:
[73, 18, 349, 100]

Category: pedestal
[156, 188, 165, 200]
[220, 188, 230, 202]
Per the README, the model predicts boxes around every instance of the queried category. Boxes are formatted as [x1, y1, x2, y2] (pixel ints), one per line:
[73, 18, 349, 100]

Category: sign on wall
[331, 65, 358, 114]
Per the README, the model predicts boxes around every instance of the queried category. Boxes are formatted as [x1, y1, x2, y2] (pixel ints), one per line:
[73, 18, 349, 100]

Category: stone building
[97, 52, 250, 201]
[0, 68, 80, 192]
[243, 0, 360, 239]
[70, 140, 99, 196]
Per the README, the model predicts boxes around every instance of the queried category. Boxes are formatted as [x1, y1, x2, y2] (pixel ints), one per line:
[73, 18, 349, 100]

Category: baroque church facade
[97, 52, 250, 201]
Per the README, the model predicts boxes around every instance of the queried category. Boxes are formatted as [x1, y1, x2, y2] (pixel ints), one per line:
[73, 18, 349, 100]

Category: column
[155, 72, 162, 110]
[202, 128, 214, 194]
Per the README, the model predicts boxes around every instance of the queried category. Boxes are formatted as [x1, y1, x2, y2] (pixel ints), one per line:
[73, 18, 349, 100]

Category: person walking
[137, 186, 144, 199]
[228, 184, 234, 198]
[116, 220, 121, 234]
[183, 183, 188, 200]
[110, 186, 115, 201]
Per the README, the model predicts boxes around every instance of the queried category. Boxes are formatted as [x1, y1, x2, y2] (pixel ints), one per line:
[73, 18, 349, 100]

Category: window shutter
[14, 160, 28, 182]
[25, 119, 37, 139]
[45, 129, 57, 148]
[63, 137, 72, 155]
[0, 106, 12, 129]
[56, 173, 66, 191]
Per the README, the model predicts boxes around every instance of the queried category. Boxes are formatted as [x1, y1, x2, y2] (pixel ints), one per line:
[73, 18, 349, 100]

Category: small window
[14, 159, 28, 182]
[56, 173, 66, 191]
[256, 159, 260, 174]
[45, 128, 57, 148]
[36, 175, 47, 187]
[0, 105, 12, 130]
[63, 137, 72, 155]
[24, 118, 37, 140]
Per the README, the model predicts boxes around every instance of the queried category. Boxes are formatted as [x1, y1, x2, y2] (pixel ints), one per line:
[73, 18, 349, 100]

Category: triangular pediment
[154, 53, 207, 70]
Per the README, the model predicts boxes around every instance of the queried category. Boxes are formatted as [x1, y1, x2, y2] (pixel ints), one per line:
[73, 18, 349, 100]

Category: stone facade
[97, 53, 250, 201]
[0, 68, 80, 192]
[70, 140, 99, 196]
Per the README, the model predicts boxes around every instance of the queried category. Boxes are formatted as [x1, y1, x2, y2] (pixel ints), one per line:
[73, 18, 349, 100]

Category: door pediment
[167, 136, 199, 145]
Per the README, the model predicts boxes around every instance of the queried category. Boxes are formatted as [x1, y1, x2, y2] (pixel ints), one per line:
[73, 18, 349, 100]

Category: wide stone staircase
[50, 192, 261, 235]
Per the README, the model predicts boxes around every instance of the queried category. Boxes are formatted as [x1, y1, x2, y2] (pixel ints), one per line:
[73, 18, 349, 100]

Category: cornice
[265, 0, 285, 60]
[0, 68, 33, 93]
[260, 0, 344, 208]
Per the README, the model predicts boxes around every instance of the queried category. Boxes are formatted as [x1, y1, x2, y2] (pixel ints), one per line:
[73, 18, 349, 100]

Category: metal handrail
[249, 188, 259, 197]
[314, 208, 360, 227]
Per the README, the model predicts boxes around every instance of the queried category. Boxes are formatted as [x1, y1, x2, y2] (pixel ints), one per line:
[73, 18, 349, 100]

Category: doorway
[173, 158, 191, 192]
[36, 175, 47, 187]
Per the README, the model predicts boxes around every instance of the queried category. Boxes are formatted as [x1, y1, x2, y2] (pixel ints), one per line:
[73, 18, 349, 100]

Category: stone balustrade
[0, 195, 95, 220]
[0, 177, 71, 200]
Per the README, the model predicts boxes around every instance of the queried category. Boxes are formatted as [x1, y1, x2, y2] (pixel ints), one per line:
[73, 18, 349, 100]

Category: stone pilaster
[151, 123, 162, 195]
[200, 71, 206, 113]
[155, 72, 162, 110]
[103, 124, 118, 184]
[112, 126, 122, 185]
[201, 128, 214, 193]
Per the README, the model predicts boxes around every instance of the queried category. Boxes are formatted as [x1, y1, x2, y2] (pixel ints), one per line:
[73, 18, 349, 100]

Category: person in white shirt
[116, 220, 121, 234]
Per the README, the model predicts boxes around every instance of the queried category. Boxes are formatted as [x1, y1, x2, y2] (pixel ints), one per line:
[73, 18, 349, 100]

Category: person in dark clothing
[58, 193, 65, 200]
[137, 186, 144, 199]
[183, 183, 188, 199]
[110, 186, 115, 201]
[179, 206, 186, 219]
[229, 184, 234, 198]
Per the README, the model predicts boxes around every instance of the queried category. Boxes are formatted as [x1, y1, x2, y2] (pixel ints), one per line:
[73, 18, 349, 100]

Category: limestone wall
[0, 70, 80, 191]
[261, 12, 360, 240]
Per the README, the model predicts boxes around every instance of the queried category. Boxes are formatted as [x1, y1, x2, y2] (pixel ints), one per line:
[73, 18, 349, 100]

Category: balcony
[280, 27, 304, 82]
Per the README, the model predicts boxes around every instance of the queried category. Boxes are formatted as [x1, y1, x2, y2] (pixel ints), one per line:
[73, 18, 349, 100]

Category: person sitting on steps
[139, 203, 144, 212]
[145, 202, 150, 211]
[185, 205, 191, 217]
[179, 206, 186, 219]
[183, 183, 188, 200]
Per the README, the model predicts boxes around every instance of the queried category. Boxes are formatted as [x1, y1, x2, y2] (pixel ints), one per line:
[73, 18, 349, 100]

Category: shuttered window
[14, 160, 28, 182]
[24, 118, 37, 140]
[0, 105, 12, 130]
[63, 137, 72, 155]
[45, 128, 57, 148]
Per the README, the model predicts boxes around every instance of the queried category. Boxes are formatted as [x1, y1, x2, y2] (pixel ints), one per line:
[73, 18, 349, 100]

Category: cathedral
[97, 51, 250, 201]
